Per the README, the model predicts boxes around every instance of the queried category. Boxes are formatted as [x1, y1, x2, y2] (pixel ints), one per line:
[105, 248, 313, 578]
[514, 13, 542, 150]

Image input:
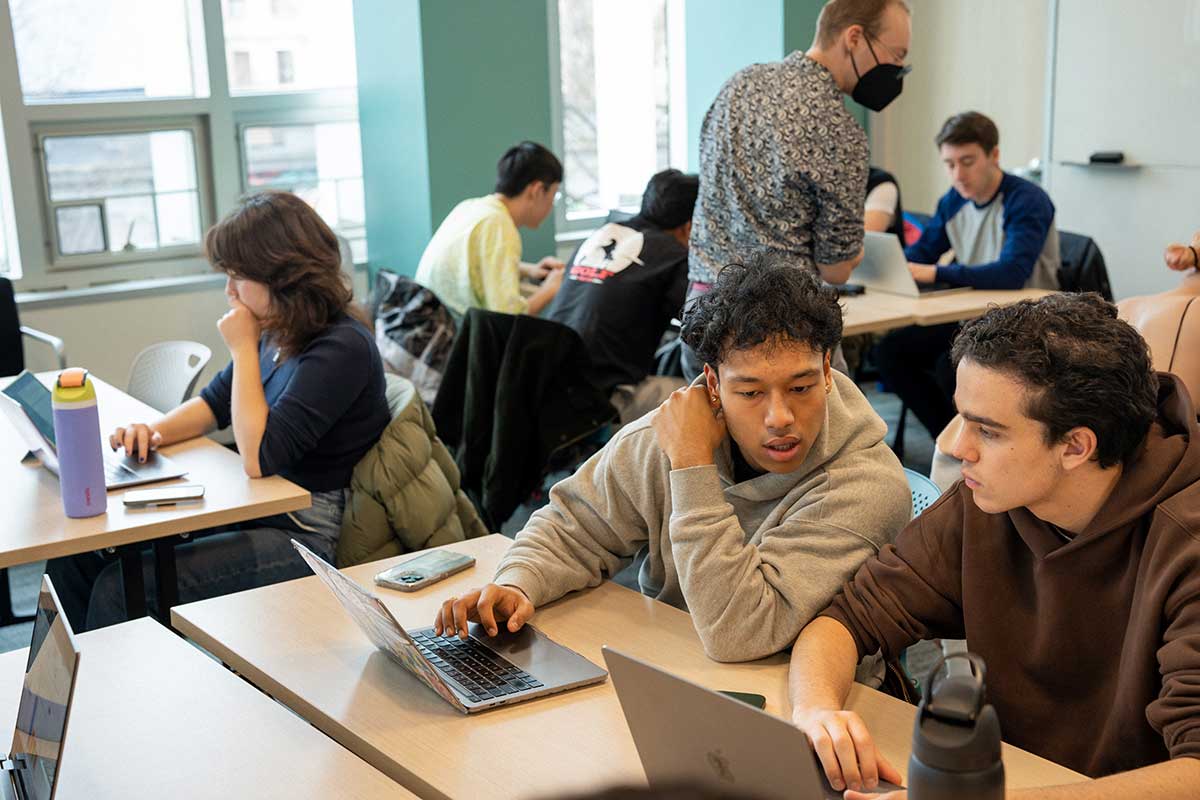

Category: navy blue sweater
[200, 314, 389, 493]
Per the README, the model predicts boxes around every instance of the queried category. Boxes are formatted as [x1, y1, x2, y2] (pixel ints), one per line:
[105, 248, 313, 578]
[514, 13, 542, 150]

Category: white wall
[870, 0, 1050, 215]
[18, 269, 369, 396]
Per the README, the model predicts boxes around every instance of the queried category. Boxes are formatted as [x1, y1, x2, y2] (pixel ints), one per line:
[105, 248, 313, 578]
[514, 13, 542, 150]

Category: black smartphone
[374, 550, 476, 592]
[718, 690, 767, 709]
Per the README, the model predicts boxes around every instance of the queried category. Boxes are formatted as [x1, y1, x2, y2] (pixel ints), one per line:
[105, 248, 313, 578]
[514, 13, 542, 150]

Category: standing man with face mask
[682, 0, 912, 380]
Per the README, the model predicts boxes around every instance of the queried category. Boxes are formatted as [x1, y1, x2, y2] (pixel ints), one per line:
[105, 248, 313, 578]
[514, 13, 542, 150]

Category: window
[233, 52, 253, 87]
[553, 0, 682, 229]
[241, 121, 366, 261]
[10, 0, 208, 103]
[221, 0, 358, 94]
[0, 0, 365, 290]
[276, 51, 295, 86]
[40, 127, 204, 265]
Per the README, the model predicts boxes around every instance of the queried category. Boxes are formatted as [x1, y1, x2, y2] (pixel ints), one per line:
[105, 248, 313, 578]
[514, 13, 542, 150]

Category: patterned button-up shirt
[689, 53, 869, 284]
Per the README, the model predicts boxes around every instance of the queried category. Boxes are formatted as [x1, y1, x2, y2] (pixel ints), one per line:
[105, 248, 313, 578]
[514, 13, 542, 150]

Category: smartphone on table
[122, 484, 206, 507]
[374, 550, 476, 592]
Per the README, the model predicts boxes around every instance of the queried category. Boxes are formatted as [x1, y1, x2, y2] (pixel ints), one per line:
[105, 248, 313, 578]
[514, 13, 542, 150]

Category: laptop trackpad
[470, 622, 605, 686]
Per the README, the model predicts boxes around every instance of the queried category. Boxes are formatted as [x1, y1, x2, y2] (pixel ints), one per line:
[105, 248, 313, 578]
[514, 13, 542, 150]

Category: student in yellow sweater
[416, 141, 565, 316]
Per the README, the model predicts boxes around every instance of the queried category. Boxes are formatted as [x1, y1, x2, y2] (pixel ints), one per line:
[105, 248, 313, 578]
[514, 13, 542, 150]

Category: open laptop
[854, 231, 972, 299]
[0, 371, 185, 490]
[292, 540, 608, 713]
[0, 577, 82, 800]
[604, 648, 902, 799]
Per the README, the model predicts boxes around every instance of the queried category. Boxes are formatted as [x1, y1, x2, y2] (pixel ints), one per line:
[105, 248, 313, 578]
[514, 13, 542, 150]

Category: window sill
[16, 262, 368, 310]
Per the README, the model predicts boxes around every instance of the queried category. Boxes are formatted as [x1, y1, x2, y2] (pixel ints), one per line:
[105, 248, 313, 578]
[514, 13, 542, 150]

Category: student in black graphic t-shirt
[546, 169, 698, 421]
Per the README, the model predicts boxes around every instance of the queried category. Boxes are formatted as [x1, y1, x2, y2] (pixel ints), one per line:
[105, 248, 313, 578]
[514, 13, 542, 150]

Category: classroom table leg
[119, 545, 147, 619]
[153, 538, 179, 621]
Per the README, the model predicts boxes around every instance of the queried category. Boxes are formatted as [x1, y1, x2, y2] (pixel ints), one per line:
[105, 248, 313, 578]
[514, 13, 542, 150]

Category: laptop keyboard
[411, 631, 544, 704]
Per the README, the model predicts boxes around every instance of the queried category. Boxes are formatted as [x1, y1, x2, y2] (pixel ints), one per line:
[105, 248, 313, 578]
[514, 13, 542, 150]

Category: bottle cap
[56, 368, 88, 389]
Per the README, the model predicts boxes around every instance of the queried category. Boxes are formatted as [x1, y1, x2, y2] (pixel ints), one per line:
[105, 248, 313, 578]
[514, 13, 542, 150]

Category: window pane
[242, 122, 365, 253]
[11, 0, 206, 103]
[156, 192, 202, 248]
[221, 0, 358, 93]
[558, 0, 672, 218]
[106, 195, 158, 252]
[55, 205, 105, 255]
[43, 130, 203, 258]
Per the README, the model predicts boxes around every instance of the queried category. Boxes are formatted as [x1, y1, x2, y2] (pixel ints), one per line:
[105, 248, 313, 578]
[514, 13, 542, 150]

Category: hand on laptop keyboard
[110, 422, 163, 462]
[434, 583, 535, 640]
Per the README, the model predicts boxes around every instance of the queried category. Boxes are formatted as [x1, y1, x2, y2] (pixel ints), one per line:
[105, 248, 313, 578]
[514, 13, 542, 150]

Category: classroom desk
[0, 617, 407, 799]
[173, 534, 1087, 800]
[840, 288, 1053, 336]
[0, 372, 309, 617]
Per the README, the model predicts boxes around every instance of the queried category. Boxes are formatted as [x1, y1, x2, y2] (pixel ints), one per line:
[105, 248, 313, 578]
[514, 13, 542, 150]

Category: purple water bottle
[51, 368, 107, 518]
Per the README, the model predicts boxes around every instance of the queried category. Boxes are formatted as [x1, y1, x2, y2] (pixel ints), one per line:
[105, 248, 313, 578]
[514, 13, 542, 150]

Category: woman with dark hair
[47, 191, 391, 631]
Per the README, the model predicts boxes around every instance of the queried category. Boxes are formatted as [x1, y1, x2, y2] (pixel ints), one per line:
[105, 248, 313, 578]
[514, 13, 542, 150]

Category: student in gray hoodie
[434, 256, 911, 662]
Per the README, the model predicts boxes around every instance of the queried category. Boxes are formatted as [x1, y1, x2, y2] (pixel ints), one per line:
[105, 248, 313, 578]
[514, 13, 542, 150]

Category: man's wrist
[668, 450, 715, 470]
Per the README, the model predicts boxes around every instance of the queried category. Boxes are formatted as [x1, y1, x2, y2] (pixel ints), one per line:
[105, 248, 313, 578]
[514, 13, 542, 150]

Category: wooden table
[173, 535, 1086, 800]
[841, 288, 1053, 336]
[0, 617, 407, 798]
[0, 373, 309, 617]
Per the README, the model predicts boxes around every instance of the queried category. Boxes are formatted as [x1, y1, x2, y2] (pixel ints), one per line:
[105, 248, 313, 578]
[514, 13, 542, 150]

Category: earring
[825, 384, 832, 395]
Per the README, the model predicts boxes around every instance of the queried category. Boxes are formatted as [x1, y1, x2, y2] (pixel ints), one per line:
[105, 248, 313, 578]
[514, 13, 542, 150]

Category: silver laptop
[0, 577, 82, 800]
[292, 540, 608, 713]
[855, 231, 972, 299]
[1, 371, 185, 490]
[604, 648, 902, 799]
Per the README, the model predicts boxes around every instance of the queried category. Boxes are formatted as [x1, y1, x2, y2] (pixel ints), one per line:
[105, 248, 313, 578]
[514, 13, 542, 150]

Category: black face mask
[849, 37, 905, 112]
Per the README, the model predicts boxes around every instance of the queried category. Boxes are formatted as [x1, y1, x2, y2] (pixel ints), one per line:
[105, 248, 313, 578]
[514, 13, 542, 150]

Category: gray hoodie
[493, 369, 911, 662]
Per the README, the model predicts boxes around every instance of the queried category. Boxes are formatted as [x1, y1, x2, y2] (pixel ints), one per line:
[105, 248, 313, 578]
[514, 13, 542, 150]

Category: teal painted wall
[353, 0, 431, 279]
[419, 0, 557, 262]
[683, 0, 784, 171]
[354, 0, 557, 280]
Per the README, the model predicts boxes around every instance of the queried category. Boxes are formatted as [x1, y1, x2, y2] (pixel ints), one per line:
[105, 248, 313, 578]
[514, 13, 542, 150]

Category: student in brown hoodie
[787, 293, 1200, 798]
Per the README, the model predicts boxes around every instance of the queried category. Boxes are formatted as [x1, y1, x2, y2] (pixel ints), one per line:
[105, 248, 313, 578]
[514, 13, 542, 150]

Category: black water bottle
[908, 652, 1004, 800]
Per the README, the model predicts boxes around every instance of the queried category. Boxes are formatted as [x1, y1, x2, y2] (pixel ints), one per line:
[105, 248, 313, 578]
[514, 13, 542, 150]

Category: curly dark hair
[205, 191, 359, 360]
[681, 255, 843, 368]
[950, 292, 1158, 468]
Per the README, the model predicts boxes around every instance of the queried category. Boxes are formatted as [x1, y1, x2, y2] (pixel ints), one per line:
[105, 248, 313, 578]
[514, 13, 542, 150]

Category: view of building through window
[557, 0, 672, 221]
[221, 0, 357, 94]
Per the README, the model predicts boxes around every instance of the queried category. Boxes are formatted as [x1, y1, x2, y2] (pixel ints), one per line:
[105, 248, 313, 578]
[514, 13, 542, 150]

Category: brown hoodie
[822, 373, 1200, 777]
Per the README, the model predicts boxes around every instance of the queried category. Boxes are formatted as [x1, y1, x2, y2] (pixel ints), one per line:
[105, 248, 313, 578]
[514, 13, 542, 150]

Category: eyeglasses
[866, 34, 913, 77]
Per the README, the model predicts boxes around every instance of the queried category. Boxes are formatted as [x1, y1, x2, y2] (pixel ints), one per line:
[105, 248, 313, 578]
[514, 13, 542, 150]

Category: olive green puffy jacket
[337, 374, 488, 567]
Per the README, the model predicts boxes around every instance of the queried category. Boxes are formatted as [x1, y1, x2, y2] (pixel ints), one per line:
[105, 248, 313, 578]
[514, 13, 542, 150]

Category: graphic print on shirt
[570, 223, 645, 284]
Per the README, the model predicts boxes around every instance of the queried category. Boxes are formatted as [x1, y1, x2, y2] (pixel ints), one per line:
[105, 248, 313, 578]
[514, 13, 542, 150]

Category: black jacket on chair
[432, 309, 617, 531]
[1058, 232, 1113, 301]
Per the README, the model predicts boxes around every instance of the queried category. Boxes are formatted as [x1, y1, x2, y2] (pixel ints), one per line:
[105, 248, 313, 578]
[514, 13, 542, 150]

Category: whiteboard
[1051, 166, 1200, 300]
[1052, 0, 1200, 167]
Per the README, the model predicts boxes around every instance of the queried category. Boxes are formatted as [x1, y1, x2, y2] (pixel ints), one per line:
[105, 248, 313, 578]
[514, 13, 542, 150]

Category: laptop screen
[1, 373, 55, 446]
[9, 577, 80, 800]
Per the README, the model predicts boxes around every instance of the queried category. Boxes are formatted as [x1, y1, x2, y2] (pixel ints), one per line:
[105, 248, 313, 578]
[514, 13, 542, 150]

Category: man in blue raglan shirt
[876, 110, 1060, 438]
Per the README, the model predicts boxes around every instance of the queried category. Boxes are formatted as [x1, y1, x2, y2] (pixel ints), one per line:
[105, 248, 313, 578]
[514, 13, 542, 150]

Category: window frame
[0, 0, 364, 294]
[34, 117, 213, 271]
[547, 0, 689, 240]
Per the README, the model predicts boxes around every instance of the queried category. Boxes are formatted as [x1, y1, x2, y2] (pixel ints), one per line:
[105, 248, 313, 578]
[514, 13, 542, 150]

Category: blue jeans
[46, 489, 345, 631]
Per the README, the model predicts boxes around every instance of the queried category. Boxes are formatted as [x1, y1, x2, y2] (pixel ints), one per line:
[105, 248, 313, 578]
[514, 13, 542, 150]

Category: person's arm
[253, 326, 373, 479]
[110, 397, 217, 461]
[813, 145, 869, 284]
[790, 497, 970, 785]
[904, 193, 955, 267]
[935, 186, 1055, 290]
[520, 256, 565, 279]
[486, 427, 657, 607]
[215, 300, 270, 478]
[790, 617, 903, 793]
[818, 249, 864, 286]
[864, 182, 899, 234]
[472, 216, 529, 315]
[1164, 231, 1200, 272]
[652, 387, 913, 662]
[524, 265, 564, 316]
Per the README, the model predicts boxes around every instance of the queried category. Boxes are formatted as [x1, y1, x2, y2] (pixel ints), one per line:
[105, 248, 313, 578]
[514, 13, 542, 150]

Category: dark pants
[875, 322, 960, 438]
